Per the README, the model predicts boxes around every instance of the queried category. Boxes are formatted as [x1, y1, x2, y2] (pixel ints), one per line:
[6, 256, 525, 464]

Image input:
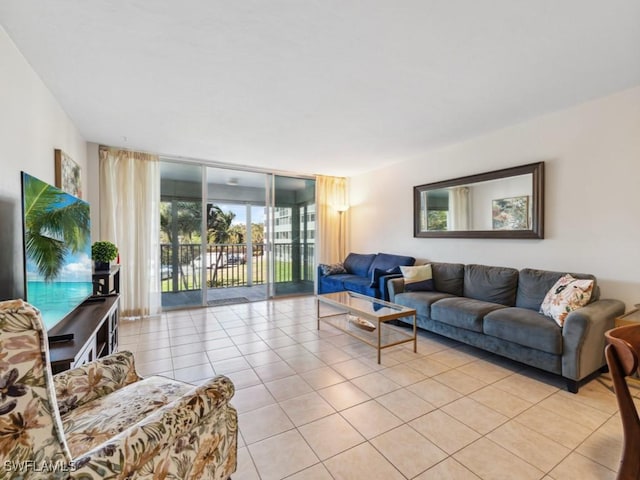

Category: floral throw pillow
[320, 262, 347, 276]
[540, 274, 594, 326]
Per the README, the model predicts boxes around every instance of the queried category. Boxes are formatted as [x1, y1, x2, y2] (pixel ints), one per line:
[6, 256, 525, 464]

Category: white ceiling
[2, 1, 639, 177]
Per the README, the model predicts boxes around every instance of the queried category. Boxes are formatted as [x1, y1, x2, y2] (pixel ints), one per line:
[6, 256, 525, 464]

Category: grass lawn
[161, 258, 310, 292]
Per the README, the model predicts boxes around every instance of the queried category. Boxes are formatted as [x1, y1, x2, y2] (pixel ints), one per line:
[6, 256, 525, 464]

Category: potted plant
[92, 241, 118, 271]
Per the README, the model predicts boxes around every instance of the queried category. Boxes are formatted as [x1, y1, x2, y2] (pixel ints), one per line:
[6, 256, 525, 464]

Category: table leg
[377, 320, 381, 364]
[413, 314, 417, 353]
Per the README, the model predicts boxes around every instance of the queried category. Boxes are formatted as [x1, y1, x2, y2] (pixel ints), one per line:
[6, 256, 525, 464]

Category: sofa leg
[566, 379, 579, 394]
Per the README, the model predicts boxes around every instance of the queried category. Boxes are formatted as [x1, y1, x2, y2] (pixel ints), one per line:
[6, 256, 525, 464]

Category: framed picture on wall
[492, 195, 529, 230]
[54, 149, 82, 198]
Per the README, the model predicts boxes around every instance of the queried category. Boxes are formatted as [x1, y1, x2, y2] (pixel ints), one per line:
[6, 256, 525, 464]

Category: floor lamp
[336, 205, 349, 260]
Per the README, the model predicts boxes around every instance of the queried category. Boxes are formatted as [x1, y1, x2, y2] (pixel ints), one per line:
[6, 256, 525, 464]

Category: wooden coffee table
[316, 291, 417, 363]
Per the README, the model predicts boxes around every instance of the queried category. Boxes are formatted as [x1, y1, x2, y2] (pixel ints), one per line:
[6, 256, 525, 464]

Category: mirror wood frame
[413, 161, 544, 239]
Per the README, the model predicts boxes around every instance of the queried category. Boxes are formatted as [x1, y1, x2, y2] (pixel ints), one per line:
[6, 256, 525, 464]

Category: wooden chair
[605, 323, 640, 480]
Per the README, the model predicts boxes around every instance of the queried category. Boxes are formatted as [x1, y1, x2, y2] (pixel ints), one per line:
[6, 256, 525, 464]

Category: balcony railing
[160, 242, 314, 292]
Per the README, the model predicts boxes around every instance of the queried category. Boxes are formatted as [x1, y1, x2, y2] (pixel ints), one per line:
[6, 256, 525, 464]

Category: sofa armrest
[317, 264, 326, 278]
[53, 350, 141, 415]
[378, 274, 403, 301]
[387, 278, 405, 302]
[71, 375, 237, 477]
[562, 299, 626, 381]
[317, 264, 337, 295]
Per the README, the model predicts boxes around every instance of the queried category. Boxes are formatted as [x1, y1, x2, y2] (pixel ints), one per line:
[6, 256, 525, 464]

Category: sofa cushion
[431, 297, 506, 333]
[400, 264, 434, 291]
[483, 307, 563, 355]
[516, 268, 598, 311]
[342, 276, 378, 297]
[463, 264, 519, 306]
[343, 253, 377, 277]
[319, 273, 351, 292]
[367, 252, 415, 276]
[395, 291, 455, 318]
[539, 274, 594, 326]
[431, 262, 465, 296]
[61, 375, 193, 457]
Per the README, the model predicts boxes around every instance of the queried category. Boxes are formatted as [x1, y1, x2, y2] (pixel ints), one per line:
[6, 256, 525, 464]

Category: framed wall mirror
[414, 162, 544, 239]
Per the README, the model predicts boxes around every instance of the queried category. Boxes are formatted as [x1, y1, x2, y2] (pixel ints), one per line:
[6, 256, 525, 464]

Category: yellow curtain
[316, 175, 348, 264]
[99, 146, 161, 318]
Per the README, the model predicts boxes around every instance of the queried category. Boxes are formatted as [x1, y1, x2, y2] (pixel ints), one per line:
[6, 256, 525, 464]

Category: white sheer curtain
[99, 146, 161, 318]
[316, 175, 348, 264]
[449, 186, 471, 230]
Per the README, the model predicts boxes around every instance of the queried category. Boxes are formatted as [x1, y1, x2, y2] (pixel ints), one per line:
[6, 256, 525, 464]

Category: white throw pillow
[400, 264, 434, 292]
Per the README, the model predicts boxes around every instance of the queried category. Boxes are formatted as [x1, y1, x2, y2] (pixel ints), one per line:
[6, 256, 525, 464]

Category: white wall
[350, 86, 640, 310]
[86, 142, 100, 242]
[0, 26, 88, 300]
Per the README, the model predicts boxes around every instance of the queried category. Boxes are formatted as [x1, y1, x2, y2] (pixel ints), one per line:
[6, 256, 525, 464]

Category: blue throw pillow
[370, 266, 401, 288]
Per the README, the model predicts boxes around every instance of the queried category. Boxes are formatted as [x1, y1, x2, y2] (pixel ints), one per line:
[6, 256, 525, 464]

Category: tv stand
[49, 333, 74, 343]
[83, 296, 107, 303]
[48, 294, 119, 374]
[92, 264, 120, 295]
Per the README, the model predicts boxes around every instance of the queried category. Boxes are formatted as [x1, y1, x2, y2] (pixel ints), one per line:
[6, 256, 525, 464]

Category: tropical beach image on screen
[22, 172, 92, 330]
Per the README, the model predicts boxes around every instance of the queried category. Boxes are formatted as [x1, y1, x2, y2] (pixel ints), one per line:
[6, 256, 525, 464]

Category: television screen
[21, 172, 93, 331]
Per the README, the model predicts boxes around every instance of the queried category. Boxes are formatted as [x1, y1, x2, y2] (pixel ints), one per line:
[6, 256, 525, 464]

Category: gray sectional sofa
[388, 263, 625, 392]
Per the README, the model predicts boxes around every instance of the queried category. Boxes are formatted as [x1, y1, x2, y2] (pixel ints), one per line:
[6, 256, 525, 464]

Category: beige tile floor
[118, 296, 639, 480]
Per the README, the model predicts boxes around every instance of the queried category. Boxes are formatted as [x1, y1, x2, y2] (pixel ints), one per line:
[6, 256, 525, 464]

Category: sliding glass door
[160, 162, 204, 309]
[205, 167, 268, 305]
[160, 161, 315, 308]
[271, 175, 316, 297]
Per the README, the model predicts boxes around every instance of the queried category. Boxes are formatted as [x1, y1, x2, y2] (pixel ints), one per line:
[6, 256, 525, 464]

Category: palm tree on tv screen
[24, 175, 90, 282]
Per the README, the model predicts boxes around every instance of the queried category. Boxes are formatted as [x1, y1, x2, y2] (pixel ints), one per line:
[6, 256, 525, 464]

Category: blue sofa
[388, 262, 625, 392]
[317, 252, 415, 300]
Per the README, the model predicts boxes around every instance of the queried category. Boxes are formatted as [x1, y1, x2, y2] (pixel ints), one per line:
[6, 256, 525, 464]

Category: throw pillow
[319, 262, 347, 276]
[540, 274, 594, 327]
[400, 264, 434, 292]
[369, 266, 401, 288]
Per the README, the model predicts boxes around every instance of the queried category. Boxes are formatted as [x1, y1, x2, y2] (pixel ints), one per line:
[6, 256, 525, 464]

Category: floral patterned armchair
[0, 299, 237, 479]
